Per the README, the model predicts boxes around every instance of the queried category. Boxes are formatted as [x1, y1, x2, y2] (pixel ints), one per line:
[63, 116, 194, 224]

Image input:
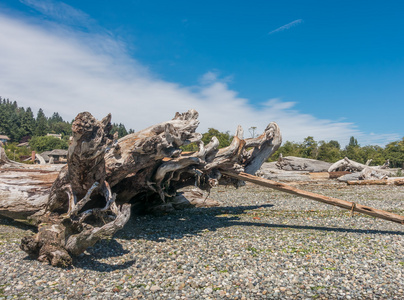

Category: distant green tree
[359, 145, 385, 165]
[348, 136, 359, 147]
[4, 142, 32, 163]
[343, 136, 363, 162]
[29, 136, 68, 152]
[20, 107, 36, 137]
[301, 136, 318, 159]
[384, 138, 404, 168]
[48, 112, 64, 123]
[317, 140, 343, 162]
[35, 108, 48, 136]
[47, 112, 72, 136]
[0, 98, 12, 139]
[269, 141, 302, 161]
[111, 123, 130, 138]
[49, 122, 72, 136]
[202, 128, 232, 148]
[181, 128, 232, 152]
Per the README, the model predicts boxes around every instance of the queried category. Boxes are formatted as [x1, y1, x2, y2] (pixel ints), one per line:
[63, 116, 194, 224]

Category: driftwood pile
[0, 110, 402, 267]
[258, 155, 403, 184]
[0, 110, 281, 266]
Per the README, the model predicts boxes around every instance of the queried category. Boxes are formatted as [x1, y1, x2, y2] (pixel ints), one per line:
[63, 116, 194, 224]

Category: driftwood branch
[222, 171, 404, 225]
[347, 177, 404, 186]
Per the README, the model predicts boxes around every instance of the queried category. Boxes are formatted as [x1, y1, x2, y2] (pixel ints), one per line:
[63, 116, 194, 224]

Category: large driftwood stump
[0, 109, 281, 266]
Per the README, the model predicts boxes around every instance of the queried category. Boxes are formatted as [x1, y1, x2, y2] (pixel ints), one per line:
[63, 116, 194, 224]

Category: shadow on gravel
[115, 203, 404, 244]
[74, 255, 137, 272]
[0, 216, 37, 233]
[71, 239, 136, 272]
[15, 204, 402, 271]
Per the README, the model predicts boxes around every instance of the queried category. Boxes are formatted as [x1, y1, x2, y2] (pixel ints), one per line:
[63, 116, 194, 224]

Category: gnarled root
[20, 200, 131, 267]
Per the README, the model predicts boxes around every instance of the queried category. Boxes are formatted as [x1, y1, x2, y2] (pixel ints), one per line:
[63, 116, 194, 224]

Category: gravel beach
[1, 181, 403, 299]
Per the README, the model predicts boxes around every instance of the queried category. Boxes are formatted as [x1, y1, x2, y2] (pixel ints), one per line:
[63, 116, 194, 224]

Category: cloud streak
[0, 9, 398, 146]
[20, 0, 96, 30]
[268, 19, 303, 35]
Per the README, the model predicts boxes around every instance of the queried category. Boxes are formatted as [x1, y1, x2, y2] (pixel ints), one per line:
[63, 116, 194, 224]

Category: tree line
[0, 97, 133, 161]
[183, 130, 404, 169]
[270, 136, 404, 168]
[1, 97, 403, 168]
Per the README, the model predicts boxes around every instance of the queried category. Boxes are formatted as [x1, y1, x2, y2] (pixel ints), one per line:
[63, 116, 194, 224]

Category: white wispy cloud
[20, 0, 96, 29]
[0, 7, 398, 146]
[268, 19, 303, 35]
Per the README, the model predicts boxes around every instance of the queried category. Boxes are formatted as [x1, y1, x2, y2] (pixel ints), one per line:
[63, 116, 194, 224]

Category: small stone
[150, 285, 161, 292]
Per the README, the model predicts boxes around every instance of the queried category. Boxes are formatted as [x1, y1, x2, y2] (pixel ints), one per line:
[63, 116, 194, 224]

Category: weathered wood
[0, 109, 283, 266]
[222, 170, 404, 225]
[347, 177, 404, 185]
[273, 155, 332, 172]
[328, 171, 351, 179]
[257, 166, 351, 182]
[18, 112, 133, 266]
[0, 147, 63, 221]
[328, 157, 395, 180]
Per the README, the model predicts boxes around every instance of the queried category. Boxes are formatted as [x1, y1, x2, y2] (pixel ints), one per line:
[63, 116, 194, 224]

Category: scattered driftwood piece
[328, 171, 351, 179]
[171, 189, 220, 209]
[222, 171, 404, 225]
[0, 149, 64, 221]
[0, 109, 282, 266]
[347, 177, 404, 185]
[329, 157, 391, 174]
[328, 157, 398, 181]
[258, 166, 351, 182]
[267, 155, 332, 172]
[257, 167, 312, 182]
[308, 172, 330, 180]
[337, 172, 362, 182]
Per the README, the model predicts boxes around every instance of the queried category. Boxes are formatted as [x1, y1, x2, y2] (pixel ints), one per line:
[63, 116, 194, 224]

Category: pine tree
[21, 107, 35, 137]
[35, 108, 48, 136]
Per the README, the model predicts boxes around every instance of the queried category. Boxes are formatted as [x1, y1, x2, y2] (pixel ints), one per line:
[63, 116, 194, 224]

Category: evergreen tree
[21, 107, 35, 137]
[344, 136, 363, 162]
[35, 108, 48, 136]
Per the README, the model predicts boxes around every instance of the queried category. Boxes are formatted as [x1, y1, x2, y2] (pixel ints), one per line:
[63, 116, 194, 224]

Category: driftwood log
[0, 110, 281, 266]
[274, 155, 332, 172]
[328, 157, 395, 180]
[347, 177, 404, 186]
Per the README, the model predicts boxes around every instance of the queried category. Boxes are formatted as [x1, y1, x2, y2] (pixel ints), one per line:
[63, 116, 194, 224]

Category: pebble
[0, 182, 403, 299]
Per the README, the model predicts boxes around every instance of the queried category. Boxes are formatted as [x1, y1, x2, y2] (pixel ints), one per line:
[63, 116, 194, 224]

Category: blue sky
[0, 0, 403, 146]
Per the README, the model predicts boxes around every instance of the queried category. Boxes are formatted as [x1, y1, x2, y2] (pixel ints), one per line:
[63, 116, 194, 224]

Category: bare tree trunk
[0, 109, 281, 266]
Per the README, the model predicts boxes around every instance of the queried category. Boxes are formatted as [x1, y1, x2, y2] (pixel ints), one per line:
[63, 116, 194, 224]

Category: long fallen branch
[347, 178, 404, 186]
[222, 170, 404, 225]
